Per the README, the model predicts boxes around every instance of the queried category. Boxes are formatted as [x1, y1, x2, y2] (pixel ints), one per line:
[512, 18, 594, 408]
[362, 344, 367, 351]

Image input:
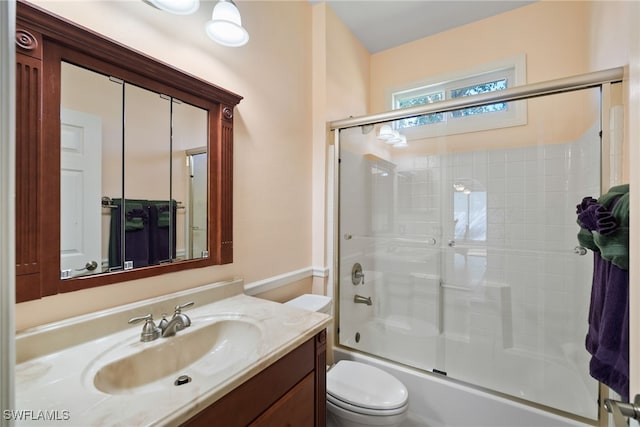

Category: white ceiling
[324, 1, 536, 53]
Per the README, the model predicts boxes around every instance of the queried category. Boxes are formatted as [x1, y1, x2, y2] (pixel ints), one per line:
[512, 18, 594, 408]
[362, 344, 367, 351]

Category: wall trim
[244, 266, 329, 296]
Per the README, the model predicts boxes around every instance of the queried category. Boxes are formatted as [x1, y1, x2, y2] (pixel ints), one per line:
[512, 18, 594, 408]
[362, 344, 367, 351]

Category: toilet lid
[327, 361, 408, 411]
[284, 294, 332, 313]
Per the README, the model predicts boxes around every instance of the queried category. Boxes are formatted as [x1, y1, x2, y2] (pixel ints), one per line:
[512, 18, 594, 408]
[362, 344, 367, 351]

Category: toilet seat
[327, 360, 408, 416]
[327, 393, 407, 417]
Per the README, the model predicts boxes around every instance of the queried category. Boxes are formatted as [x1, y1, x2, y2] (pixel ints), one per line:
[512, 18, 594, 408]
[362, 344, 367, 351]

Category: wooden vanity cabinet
[181, 330, 327, 427]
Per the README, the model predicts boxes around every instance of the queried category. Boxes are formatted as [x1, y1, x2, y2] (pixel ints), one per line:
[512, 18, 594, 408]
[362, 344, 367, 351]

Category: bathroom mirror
[15, 1, 241, 301]
[60, 62, 209, 278]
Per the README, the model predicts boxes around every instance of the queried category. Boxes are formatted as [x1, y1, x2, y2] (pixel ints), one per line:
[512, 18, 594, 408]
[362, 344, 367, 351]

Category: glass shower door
[337, 84, 621, 420]
[338, 125, 444, 372]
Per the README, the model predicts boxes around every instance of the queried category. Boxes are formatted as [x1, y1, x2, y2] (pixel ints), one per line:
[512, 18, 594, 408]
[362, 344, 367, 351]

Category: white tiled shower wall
[389, 123, 600, 358]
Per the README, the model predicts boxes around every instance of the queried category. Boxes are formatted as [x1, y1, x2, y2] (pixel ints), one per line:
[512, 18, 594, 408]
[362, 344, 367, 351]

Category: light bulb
[205, 0, 249, 47]
[146, 0, 199, 15]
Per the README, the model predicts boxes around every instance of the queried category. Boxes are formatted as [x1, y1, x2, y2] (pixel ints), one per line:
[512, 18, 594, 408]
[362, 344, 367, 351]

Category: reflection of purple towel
[125, 227, 150, 268]
[148, 201, 177, 265]
[108, 201, 150, 268]
[585, 252, 629, 401]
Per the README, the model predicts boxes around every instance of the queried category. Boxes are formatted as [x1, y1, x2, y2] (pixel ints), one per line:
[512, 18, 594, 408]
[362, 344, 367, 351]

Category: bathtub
[338, 259, 598, 422]
[332, 347, 594, 427]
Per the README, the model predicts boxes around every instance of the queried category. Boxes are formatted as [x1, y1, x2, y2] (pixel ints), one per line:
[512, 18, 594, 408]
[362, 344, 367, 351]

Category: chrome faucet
[354, 294, 372, 306]
[159, 301, 194, 338]
[128, 313, 162, 342]
[128, 301, 195, 342]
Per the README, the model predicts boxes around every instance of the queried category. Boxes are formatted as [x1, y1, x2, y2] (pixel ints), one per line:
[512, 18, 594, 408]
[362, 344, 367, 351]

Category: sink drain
[174, 375, 192, 386]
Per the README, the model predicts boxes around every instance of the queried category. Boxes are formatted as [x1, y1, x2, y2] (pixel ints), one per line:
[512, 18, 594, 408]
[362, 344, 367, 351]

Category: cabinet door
[249, 373, 315, 427]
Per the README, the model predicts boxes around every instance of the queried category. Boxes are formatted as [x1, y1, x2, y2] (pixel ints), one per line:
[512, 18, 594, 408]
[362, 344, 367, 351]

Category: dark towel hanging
[585, 252, 629, 401]
[148, 200, 177, 265]
[108, 199, 150, 269]
[576, 184, 629, 401]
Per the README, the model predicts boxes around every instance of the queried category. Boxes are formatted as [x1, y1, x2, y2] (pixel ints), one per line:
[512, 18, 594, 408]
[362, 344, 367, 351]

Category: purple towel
[108, 202, 150, 268]
[585, 252, 629, 401]
[148, 202, 177, 265]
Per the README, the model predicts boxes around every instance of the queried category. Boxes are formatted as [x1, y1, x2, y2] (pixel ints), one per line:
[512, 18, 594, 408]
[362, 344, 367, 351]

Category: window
[453, 190, 487, 242]
[450, 78, 508, 117]
[388, 55, 527, 138]
[395, 90, 445, 128]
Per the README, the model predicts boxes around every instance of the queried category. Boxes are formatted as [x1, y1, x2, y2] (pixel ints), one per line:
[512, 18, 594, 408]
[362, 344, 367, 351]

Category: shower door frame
[330, 66, 624, 425]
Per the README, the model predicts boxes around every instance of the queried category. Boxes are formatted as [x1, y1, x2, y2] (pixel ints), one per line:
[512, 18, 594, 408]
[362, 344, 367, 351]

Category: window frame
[387, 55, 527, 139]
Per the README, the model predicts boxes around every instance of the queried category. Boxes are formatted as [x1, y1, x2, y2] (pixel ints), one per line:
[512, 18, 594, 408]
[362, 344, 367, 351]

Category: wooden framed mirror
[15, 0, 241, 302]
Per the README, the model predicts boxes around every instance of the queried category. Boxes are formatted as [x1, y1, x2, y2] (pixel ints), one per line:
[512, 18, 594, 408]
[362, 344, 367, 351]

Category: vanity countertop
[13, 280, 331, 426]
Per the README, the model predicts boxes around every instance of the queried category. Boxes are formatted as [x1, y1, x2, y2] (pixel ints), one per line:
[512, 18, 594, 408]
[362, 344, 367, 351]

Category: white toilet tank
[284, 294, 332, 314]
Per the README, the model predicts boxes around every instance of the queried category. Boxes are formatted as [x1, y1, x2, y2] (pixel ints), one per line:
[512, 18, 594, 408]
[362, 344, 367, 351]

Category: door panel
[60, 108, 102, 277]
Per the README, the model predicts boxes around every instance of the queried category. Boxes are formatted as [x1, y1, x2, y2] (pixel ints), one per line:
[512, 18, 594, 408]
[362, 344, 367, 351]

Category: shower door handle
[604, 395, 640, 426]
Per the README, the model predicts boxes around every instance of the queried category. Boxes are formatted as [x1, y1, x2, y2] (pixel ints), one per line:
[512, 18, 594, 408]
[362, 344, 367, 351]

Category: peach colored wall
[310, 3, 328, 293]
[325, 4, 370, 121]
[370, 1, 591, 113]
[309, 3, 370, 297]
[16, 0, 314, 330]
[368, 1, 596, 157]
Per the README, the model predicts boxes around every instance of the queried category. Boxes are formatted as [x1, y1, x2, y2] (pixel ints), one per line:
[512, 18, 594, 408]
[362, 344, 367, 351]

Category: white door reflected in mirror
[60, 108, 102, 277]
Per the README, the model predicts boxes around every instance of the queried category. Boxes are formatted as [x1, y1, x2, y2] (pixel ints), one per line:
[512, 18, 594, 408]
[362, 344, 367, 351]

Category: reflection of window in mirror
[174, 104, 208, 261]
[365, 154, 396, 234]
[453, 188, 487, 242]
[186, 149, 208, 259]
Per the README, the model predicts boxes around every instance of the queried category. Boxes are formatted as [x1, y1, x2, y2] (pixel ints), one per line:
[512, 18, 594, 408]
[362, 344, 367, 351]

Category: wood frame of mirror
[15, 0, 241, 302]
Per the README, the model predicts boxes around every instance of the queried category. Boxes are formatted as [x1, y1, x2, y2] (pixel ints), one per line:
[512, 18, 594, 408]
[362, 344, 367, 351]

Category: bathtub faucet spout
[354, 294, 372, 306]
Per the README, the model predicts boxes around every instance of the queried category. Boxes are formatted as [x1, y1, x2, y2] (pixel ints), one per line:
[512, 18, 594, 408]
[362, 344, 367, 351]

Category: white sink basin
[90, 317, 262, 395]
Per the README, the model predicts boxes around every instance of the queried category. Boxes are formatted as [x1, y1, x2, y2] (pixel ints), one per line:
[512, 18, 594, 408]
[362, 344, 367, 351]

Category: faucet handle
[128, 313, 154, 324]
[174, 301, 194, 315]
[128, 313, 161, 342]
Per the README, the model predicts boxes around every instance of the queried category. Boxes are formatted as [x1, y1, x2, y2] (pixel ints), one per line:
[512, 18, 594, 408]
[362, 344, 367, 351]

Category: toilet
[284, 294, 409, 427]
[326, 360, 408, 427]
[284, 293, 332, 314]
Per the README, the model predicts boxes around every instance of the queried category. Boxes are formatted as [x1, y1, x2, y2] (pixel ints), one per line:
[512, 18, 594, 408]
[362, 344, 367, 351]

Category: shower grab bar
[440, 283, 472, 292]
[345, 235, 587, 256]
[343, 234, 438, 245]
[444, 241, 588, 256]
[343, 234, 587, 256]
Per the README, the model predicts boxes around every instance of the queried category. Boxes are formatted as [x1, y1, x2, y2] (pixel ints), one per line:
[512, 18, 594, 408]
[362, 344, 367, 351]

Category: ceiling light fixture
[146, 0, 200, 15]
[377, 124, 394, 141]
[377, 125, 408, 148]
[205, 0, 249, 47]
[393, 134, 408, 148]
[386, 131, 402, 144]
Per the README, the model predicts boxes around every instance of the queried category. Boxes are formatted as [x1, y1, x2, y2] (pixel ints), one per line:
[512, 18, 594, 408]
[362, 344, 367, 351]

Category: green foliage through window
[450, 79, 508, 117]
[393, 78, 510, 130]
[396, 91, 444, 128]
